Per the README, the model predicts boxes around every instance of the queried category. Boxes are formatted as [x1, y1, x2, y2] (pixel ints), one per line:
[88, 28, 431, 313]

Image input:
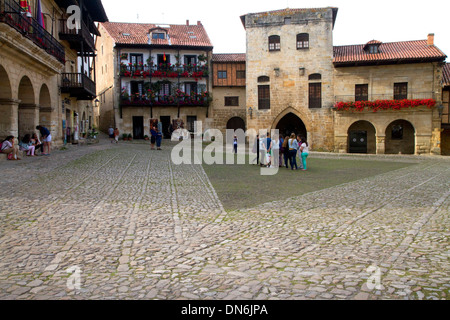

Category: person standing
[288, 133, 299, 170]
[270, 134, 280, 168]
[282, 135, 290, 169]
[108, 126, 114, 143]
[36, 125, 51, 156]
[300, 137, 309, 171]
[114, 128, 120, 143]
[296, 135, 304, 170]
[150, 127, 157, 150]
[252, 134, 259, 165]
[156, 128, 163, 150]
[233, 135, 238, 154]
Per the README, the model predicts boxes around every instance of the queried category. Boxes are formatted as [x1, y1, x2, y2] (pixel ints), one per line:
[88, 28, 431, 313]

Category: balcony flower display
[334, 99, 436, 112]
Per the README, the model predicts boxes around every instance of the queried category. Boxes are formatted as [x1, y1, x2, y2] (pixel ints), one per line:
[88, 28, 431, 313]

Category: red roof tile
[443, 63, 450, 87]
[101, 22, 213, 48]
[334, 40, 447, 66]
[212, 54, 246, 62]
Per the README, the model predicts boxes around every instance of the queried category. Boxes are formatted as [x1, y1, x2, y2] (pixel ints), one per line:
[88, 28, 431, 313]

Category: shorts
[43, 135, 52, 142]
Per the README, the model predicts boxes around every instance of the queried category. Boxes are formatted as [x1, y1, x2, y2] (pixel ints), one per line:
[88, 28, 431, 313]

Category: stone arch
[39, 84, 52, 129]
[0, 64, 15, 138]
[18, 76, 37, 139]
[0, 64, 12, 100]
[347, 120, 377, 154]
[385, 119, 415, 155]
[226, 116, 246, 131]
[272, 107, 311, 135]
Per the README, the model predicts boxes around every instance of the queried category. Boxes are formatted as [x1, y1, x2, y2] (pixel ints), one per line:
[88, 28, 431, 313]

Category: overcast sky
[101, 0, 450, 58]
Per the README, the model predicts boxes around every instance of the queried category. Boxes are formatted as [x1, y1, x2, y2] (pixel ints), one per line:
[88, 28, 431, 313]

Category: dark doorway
[160, 116, 171, 139]
[276, 112, 307, 138]
[348, 121, 376, 154]
[132, 116, 144, 139]
[349, 131, 368, 153]
[226, 117, 246, 131]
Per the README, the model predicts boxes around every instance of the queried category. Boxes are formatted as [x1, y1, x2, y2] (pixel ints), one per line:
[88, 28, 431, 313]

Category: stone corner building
[95, 20, 214, 138]
[240, 7, 447, 155]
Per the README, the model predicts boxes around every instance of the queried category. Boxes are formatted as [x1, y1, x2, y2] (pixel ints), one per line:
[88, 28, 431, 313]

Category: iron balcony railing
[120, 93, 210, 107]
[0, 0, 65, 63]
[334, 92, 436, 104]
[119, 64, 209, 79]
[61, 73, 96, 97]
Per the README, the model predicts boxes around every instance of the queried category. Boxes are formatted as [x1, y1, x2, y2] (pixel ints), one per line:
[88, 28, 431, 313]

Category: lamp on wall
[437, 105, 444, 117]
[94, 99, 100, 108]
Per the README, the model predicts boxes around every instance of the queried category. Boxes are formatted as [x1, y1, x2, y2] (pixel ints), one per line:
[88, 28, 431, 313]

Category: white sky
[101, 0, 450, 58]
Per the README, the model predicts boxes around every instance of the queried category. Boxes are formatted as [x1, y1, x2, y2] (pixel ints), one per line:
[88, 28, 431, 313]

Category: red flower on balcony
[334, 99, 436, 112]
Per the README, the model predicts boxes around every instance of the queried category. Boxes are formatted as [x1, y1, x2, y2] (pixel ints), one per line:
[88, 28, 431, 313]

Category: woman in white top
[299, 137, 309, 171]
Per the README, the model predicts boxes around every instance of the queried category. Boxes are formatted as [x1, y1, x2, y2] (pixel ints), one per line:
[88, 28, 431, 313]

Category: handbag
[7, 153, 13, 160]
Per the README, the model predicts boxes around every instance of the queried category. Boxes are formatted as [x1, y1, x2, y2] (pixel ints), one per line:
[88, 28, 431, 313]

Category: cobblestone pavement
[0, 137, 449, 300]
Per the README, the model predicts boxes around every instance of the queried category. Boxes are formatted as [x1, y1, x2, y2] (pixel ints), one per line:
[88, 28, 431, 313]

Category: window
[269, 35, 281, 51]
[355, 84, 369, 101]
[131, 81, 144, 99]
[225, 97, 239, 106]
[187, 116, 197, 133]
[297, 33, 309, 49]
[308, 73, 321, 81]
[236, 70, 246, 79]
[284, 18, 291, 25]
[258, 85, 270, 110]
[391, 124, 404, 140]
[218, 71, 227, 79]
[258, 76, 270, 83]
[159, 82, 171, 96]
[185, 82, 197, 96]
[184, 55, 197, 66]
[369, 45, 378, 54]
[309, 83, 322, 109]
[152, 33, 165, 39]
[130, 54, 144, 70]
[394, 82, 408, 100]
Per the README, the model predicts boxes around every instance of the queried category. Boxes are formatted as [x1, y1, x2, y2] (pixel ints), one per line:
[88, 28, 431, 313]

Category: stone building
[240, 7, 447, 155]
[96, 20, 213, 139]
[442, 63, 450, 155]
[0, 0, 108, 146]
[210, 53, 247, 134]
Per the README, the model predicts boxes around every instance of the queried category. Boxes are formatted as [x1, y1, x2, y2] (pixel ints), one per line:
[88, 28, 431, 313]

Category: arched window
[297, 33, 309, 49]
[258, 76, 270, 83]
[308, 73, 321, 81]
[269, 35, 281, 51]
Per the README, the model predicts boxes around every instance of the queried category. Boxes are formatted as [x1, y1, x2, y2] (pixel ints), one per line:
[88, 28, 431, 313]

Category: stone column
[376, 134, 386, 155]
[0, 98, 20, 138]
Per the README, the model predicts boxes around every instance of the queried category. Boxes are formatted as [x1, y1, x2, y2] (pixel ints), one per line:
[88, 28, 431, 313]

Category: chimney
[427, 33, 434, 46]
[186, 20, 189, 26]
[197, 21, 202, 26]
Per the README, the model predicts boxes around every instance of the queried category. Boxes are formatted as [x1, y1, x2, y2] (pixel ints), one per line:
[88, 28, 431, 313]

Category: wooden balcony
[59, 19, 96, 53]
[61, 73, 96, 100]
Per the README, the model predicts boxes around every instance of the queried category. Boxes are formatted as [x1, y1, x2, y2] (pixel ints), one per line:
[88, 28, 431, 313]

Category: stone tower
[241, 7, 338, 150]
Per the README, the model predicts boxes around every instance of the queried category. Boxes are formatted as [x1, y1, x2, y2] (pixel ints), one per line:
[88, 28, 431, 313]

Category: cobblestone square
[0, 138, 449, 300]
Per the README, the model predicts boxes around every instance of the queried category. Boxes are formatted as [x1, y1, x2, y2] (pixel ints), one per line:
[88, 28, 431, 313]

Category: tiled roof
[101, 22, 213, 48]
[443, 63, 450, 87]
[212, 54, 246, 62]
[334, 40, 447, 66]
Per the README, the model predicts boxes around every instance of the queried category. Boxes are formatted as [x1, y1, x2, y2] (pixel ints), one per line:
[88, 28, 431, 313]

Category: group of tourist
[1, 125, 51, 160]
[108, 127, 120, 143]
[252, 133, 309, 170]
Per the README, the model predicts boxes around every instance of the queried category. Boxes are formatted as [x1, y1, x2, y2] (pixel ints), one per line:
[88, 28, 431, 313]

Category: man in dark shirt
[36, 125, 51, 155]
